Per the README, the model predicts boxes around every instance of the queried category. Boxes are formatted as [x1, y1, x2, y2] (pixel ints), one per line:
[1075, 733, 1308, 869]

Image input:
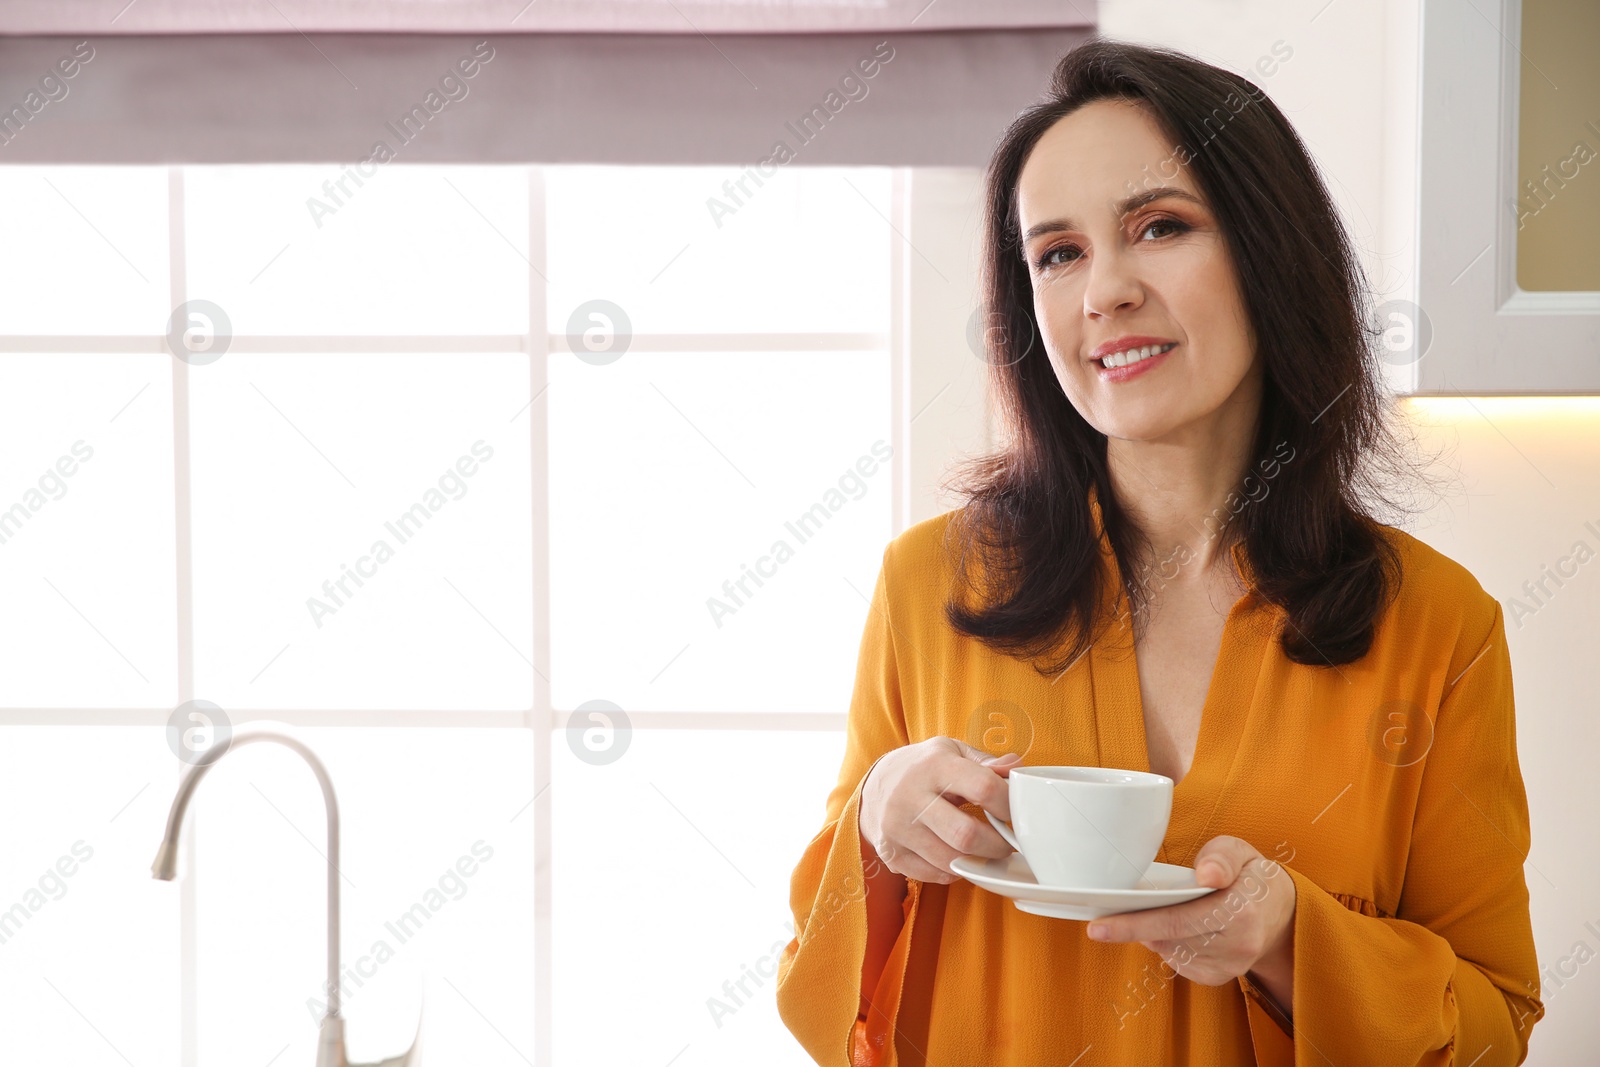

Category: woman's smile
[1093, 340, 1178, 382]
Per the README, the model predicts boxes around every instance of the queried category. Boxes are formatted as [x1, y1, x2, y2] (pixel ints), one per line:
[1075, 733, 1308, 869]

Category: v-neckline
[1121, 586, 1254, 795]
[1083, 486, 1269, 866]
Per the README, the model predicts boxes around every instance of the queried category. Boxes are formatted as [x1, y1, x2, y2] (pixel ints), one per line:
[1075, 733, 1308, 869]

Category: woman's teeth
[1100, 342, 1176, 369]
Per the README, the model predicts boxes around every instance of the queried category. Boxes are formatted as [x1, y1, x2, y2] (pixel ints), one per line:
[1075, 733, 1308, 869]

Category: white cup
[984, 766, 1172, 890]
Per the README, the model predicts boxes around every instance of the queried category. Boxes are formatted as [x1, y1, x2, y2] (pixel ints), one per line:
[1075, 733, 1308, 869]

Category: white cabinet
[1415, 0, 1600, 394]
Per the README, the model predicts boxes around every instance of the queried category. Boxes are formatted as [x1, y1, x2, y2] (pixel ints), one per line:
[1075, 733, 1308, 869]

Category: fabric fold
[777, 545, 917, 1066]
[777, 507, 1545, 1066]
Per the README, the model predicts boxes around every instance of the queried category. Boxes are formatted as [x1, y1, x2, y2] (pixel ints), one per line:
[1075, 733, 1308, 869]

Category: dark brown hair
[943, 37, 1419, 672]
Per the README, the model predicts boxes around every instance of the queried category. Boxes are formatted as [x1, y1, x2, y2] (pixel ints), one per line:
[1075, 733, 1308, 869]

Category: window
[0, 163, 911, 1065]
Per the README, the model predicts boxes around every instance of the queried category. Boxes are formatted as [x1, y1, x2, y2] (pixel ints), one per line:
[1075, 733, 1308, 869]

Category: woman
[775, 38, 1544, 1066]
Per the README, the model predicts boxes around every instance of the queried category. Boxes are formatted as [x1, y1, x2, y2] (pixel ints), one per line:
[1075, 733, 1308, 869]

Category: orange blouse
[776, 491, 1544, 1065]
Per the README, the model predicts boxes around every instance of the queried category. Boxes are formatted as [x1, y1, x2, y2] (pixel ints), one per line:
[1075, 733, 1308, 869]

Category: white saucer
[948, 853, 1217, 921]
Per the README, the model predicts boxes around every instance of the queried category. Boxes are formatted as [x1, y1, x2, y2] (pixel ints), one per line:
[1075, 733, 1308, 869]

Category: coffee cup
[984, 766, 1172, 890]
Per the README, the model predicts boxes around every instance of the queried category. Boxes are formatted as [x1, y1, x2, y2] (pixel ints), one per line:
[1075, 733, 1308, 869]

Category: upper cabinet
[1415, 0, 1600, 394]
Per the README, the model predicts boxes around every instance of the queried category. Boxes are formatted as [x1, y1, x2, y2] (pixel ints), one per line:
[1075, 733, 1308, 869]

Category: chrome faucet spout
[151, 723, 344, 1020]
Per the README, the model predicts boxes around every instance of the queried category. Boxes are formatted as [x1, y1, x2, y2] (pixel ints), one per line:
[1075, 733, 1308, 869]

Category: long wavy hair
[943, 37, 1422, 672]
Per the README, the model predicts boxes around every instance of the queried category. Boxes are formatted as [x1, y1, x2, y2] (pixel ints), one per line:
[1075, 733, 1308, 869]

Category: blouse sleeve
[1241, 598, 1546, 1066]
[776, 545, 919, 1067]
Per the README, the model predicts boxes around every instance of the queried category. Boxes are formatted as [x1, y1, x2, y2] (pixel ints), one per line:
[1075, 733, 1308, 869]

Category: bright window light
[0, 167, 170, 335]
[184, 165, 530, 336]
[0, 162, 895, 1067]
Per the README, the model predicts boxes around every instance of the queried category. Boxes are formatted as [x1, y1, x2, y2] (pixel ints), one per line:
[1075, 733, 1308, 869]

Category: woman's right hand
[859, 737, 1022, 885]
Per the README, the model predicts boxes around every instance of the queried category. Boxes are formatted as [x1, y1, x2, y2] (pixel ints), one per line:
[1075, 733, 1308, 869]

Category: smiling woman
[776, 38, 1545, 1067]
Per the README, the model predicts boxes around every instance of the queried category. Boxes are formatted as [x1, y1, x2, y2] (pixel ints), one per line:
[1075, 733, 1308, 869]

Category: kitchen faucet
[152, 722, 421, 1067]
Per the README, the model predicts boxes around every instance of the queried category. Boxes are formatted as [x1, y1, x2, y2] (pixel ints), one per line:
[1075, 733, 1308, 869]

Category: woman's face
[1015, 98, 1260, 447]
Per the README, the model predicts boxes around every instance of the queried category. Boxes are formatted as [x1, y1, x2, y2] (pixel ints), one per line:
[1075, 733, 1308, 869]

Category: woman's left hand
[1084, 835, 1296, 988]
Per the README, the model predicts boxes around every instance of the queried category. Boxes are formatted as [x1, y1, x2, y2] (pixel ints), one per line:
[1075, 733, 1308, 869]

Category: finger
[944, 737, 1000, 763]
[978, 752, 1024, 796]
[930, 757, 1013, 823]
[917, 796, 1014, 860]
[1087, 886, 1238, 944]
[968, 773, 1014, 825]
[911, 804, 1006, 875]
[988, 752, 1024, 779]
[943, 788, 1014, 827]
[946, 739, 1023, 770]
[890, 850, 958, 884]
[1191, 835, 1256, 889]
[891, 824, 965, 884]
[868, 831, 944, 882]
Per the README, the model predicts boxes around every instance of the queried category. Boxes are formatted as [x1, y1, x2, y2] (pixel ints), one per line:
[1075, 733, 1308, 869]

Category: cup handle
[984, 809, 1021, 852]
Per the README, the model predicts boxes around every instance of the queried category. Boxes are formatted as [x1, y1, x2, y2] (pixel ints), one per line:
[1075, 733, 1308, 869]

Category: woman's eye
[1036, 244, 1081, 270]
[1034, 219, 1188, 271]
[1141, 216, 1188, 240]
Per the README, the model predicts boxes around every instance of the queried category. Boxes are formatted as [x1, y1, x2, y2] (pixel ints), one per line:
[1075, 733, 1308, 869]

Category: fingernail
[1087, 923, 1108, 940]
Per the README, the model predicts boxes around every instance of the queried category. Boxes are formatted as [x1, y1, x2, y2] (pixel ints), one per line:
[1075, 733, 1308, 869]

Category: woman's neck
[1104, 390, 1260, 584]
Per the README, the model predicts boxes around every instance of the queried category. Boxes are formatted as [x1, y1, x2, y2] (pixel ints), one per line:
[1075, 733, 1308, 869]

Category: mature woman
[776, 38, 1544, 1066]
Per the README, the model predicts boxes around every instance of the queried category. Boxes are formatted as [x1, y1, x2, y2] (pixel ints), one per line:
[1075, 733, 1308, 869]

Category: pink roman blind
[0, 1, 1097, 165]
[0, 0, 1094, 35]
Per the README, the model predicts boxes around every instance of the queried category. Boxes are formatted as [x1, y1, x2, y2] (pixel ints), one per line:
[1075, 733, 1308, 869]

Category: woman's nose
[1082, 249, 1146, 318]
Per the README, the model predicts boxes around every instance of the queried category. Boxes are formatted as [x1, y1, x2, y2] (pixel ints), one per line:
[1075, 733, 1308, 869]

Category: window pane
[188, 353, 534, 710]
[193, 727, 536, 1066]
[549, 350, 892, 713]
[184, 165, 529, 335]
[0, 166, 170, 335]
[1516, 0, 1600, 290]
[0, 355, 178, 707]
[0, 727, 179, 1065]
[546, 166, 891, 336]
[554, 727, 847, 1066]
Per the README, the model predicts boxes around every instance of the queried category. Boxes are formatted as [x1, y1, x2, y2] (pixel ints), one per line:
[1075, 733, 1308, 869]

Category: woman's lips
[1094, 343, 1175, 382]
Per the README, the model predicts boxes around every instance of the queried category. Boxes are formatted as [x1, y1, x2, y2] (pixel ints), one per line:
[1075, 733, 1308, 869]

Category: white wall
[1400, 398, 1600, 1064]
[898, 168, 992, 526]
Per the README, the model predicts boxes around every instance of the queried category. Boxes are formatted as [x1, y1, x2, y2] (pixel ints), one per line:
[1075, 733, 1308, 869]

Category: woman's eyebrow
[1021, 188, 1206, 243]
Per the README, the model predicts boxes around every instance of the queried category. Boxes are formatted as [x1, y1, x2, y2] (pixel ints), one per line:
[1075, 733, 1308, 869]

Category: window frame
[0, 161, 992, 1064]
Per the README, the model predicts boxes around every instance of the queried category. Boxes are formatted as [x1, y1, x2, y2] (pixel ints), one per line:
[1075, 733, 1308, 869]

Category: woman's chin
[1096, 415, 1191, 445]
